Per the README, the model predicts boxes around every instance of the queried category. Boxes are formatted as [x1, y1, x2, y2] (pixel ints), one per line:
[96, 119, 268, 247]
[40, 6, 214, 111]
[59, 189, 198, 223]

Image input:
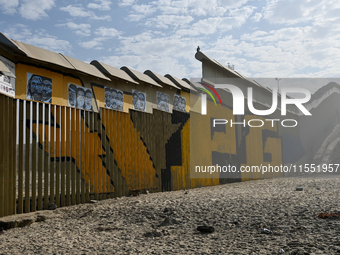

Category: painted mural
[174, 94, 186, 112]
[68, 83, 92, 111]
[104, 87, 123, 111]
[0, 56, 15, 98]
[27, 73, 52, 103]
[132, 90, 146, 111]
[157, 91, 170, 112]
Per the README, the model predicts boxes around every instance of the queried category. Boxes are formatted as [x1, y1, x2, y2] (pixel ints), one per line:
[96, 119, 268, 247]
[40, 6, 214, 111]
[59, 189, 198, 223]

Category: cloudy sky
[0, 0, 340, 86]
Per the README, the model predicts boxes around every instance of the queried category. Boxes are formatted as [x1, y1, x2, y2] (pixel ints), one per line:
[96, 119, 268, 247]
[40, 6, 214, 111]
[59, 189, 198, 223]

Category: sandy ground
[1, 177, 340, 255]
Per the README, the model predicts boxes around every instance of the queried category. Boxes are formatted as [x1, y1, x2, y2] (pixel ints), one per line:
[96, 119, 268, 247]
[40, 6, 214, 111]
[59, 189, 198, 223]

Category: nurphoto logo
[200, 84, 312, 116]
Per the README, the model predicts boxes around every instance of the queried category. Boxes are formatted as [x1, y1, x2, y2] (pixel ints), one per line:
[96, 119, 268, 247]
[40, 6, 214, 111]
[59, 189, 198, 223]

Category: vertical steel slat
[5, 96, 11, 216]
[85, 111, 90, 202]
[116, 112, 121, 197]
[43, 104, 49, 210]
[118, 111, 122, 196]
[17, 100, 24, 214]
[99, 111, 104, 200]
[113, 111, 119, 197]
[121, 112, 125, 196]
[89, 111, 93, 199]
[100, 109, 106, 200]
[55, 105, 60, 207]
[110, 110, 116, 197]
[60, 106, 66, 207]
[50, 105, 55, 205]
[47, 104, 53, 206]
[114, 111, 119, 197]
[105, 109, 110, 198]
[101, 109, 106, 199]
[37, 102, 43, 210]
[0, 95, 4, 217]
[81, 110, 85, 204]
[76, 109, 81, 204]
[31, 101, 37, 212]
[8, 97, 16, 216]
[94, 112, 99, 200]
[3, 97, 10, 216]
[24, 101, 30, 213]
[66, 108, 71, 206]
[107, 109, 113, 198]
[71, 108, 76, 205]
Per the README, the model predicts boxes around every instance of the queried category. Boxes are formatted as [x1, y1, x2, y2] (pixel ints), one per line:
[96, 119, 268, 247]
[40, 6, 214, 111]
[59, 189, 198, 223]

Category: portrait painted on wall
[132, 90, 146, 112]
[157, 91, 170, 112]
[26, 73, 52, 103]
[104, 87, 123, 111]
[68, 83, 93, 111]
[173, 95, 186, 112]
[0, 56, 15, 98]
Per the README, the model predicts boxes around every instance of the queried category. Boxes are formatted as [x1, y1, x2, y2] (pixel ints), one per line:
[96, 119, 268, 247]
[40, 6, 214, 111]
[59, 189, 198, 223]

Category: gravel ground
[1, 177, 340, 255]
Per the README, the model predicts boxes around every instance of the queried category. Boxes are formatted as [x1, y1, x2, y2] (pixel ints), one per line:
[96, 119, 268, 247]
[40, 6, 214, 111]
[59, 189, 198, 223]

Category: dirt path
[1, 177, 340, 254]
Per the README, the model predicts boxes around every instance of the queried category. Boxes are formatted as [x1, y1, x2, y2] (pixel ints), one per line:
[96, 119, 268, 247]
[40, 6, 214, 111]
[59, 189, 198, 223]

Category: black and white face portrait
[105, 87, 123, 111]
[41, 79, 52, 103]
[77, 88, 85, 109]
[157, 92, 170, 112]
[27, 73, 52, 103]
[85, 89, 92, 110]
[173, 95, 186, 112]
[68, 84, 77, 107]
[132, 90, 146, 111]
[68, 83, 92, 110]
[105, 89, 112, 108]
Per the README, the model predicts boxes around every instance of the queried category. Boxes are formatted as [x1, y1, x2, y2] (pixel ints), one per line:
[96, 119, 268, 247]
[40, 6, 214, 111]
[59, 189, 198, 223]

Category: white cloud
[145, 15, 194, 29]
[251, 12, 262, 22]
[0, 0, 19, 14]
[263, 0, 337, 25]
[118, 0, 137, 6]
[79, 37, 108, 49]
[19, 0, 55, 20]
[131, 4, 156, 16]
[94, 27, 122, 37]
[60, 4, 111, 20]
[56, 22, 91, 36]
[4, 24, 32, 40]
[127, 14, 145, 22]
[87, 0, 112, 11]
[176, 7, 254, 37]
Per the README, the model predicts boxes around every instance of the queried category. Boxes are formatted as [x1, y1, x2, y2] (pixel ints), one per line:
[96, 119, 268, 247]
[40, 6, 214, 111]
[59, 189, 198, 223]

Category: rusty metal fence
[0, 94, 132, 218]
[0, 91, 194, 218]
